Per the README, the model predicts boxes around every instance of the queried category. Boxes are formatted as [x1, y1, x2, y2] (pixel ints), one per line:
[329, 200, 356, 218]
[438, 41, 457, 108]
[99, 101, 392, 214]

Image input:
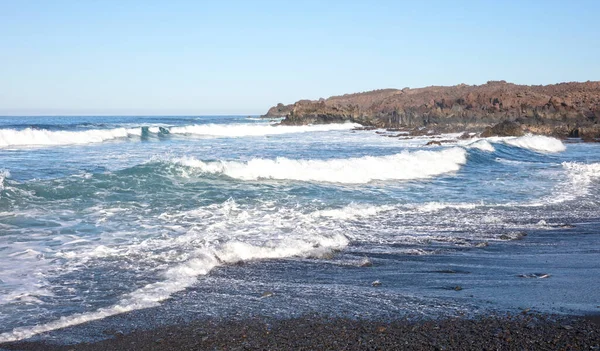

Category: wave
[559, 161, 600, 199]
[405, 201, 480, 212]
[465, 140, 495, 152]
[0, 199, 348, 342]
[0, 169, 8, 191]
[173, 147, 467, 183]
[502, 135, 566, 153]
[0, 122, 359, 148]
[521, 161, 600, 206]
[310, 203, 396, 220]
[0, 127, 142, 148]
[167, 122, 359, 137]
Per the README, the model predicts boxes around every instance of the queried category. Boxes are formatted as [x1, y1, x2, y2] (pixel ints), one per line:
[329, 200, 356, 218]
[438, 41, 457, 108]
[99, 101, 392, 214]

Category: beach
[1, 116, 600, 350]
[3, 314, 599, 350]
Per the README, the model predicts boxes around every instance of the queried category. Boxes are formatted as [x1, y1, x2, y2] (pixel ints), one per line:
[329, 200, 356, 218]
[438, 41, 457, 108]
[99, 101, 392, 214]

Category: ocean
[0, 115, 599, 344]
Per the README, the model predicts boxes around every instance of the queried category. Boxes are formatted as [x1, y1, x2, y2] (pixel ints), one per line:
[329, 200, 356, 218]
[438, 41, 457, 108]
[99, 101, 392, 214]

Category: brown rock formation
[263, 81, 600, 139]
[263, 103, 294, 117]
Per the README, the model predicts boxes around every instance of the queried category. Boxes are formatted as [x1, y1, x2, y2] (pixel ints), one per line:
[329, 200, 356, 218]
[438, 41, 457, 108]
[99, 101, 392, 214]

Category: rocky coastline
[263, 81, 600, 140]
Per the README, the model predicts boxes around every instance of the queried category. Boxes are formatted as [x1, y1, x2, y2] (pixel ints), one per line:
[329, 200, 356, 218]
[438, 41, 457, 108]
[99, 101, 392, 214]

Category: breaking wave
[173, 147, 468, 183]
[502, 135, 566, 153]
[0, 199, 348, 342]
[466, 140, 495, 152]
[0, 169, 9, 191]
[558, 161, 600, 199]
[167, 122, 359, 137]
[0, 122, 359, 148]
[0, 127, 142, 148]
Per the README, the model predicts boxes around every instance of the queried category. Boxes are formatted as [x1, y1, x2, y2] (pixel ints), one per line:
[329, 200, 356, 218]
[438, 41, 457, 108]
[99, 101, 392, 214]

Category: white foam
[503, 135, 566, 153]
[0, 250, 220, 342]
[174, 147, 467, 184]
[408, 202, 480, 212]
[0, 199, 349, 342]
[466, 140, 495, 152]
[0, 169, 9, 191]
[311, 203, 396, 220]
[560, 161, 600, 198]
[0, 127, 141, 148]
[167, 122, 360, 137]
[522, 161, 600, 206]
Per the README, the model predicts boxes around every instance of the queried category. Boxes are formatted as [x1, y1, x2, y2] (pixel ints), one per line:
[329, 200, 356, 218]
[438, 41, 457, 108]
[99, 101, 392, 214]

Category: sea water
[0, 116, 599, 343]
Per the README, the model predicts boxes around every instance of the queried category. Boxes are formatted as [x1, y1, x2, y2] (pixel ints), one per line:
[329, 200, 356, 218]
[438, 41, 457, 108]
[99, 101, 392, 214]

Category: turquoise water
[1, 116, 599, 342]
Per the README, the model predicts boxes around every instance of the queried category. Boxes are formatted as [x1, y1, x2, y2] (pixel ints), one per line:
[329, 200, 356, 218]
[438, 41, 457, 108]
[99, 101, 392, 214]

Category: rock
[480, 120, 525, 137]
[262, 102, 294, 118]
[475, 242, 489, 248]
[359, 257, 373, 267]
[261, 291, 274, 298]
[453, 286, 463, 291]
[372, 280, 382, 287]
[426, 140, 442, 146]
[552, 223, 576, 229]
[264, 81, 600, 140]
[499, 232, 528, 240]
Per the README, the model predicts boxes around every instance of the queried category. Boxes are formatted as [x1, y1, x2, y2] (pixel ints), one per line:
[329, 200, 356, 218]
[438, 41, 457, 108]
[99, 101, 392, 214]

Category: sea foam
[0, 127, 141, 148]
[167, 122, 359, 137]
[0, 169, 9, 191]
[0, 199, 349, 342]
[174, 147, 467, 183]
[503, 135, 566, 153]
[466, 140, 495, 152]
[0, 123, 358, 148]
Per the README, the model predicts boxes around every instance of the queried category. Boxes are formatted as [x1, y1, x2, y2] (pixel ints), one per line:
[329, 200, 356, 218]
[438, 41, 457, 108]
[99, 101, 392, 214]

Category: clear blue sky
[1, 0, 599, 115]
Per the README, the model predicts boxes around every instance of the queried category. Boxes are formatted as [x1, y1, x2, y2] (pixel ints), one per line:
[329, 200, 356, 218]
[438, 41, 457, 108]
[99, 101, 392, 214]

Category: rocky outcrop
[263, 103, 294, 117]
[480, 120, 525, 137]
[263, 81, 600, 139]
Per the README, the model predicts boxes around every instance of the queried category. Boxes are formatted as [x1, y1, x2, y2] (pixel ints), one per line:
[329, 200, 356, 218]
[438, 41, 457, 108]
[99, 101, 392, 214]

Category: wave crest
[503, 135, 566, 153]
[174, 147, 467, 183]
[0, 122, 359, 148]
[0, 127, 141, 148]
[0, 169, 9, 191]
[167, 122, 359, 137]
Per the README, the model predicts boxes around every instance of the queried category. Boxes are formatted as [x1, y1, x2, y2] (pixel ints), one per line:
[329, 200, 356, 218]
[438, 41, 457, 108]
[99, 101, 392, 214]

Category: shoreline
[2, 313, 599, 351]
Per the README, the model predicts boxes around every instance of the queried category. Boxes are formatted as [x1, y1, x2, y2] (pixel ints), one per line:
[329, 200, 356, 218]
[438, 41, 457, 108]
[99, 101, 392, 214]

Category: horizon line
[0, 113, 264, 117]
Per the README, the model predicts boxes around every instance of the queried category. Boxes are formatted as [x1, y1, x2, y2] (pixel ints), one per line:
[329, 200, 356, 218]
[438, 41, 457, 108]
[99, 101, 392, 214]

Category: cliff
[263, 81, 600, 140]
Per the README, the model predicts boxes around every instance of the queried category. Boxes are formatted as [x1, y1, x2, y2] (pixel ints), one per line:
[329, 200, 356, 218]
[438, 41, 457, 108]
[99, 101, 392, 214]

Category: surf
[172, 147, 468, 183]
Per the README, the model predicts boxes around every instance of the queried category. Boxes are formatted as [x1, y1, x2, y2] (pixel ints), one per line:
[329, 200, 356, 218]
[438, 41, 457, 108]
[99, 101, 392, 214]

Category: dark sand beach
[2, 314, 599, 350]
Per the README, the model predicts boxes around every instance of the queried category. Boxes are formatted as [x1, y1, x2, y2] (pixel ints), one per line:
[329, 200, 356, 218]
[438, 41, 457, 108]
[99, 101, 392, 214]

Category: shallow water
[0, 116, 599, 342]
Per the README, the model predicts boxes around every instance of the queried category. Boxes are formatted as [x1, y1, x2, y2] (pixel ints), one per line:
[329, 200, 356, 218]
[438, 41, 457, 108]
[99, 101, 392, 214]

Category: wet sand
[2, 314, 598, 351]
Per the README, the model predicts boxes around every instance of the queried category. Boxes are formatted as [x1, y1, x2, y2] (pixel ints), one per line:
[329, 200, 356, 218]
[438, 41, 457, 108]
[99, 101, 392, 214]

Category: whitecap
[167, 122, 359, 137]
[173, 147, 467, 184]
[503, 135, 566, 153]
[0, 127, 141, 148]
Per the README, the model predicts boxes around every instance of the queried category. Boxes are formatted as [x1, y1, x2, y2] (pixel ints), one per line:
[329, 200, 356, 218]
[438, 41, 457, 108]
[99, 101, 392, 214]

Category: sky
[1, 0, 599, 115]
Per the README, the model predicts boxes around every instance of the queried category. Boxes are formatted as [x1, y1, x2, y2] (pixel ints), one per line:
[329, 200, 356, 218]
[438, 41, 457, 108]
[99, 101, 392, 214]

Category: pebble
[261, 291, 274, 298]
[359, 258, 373, 267]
